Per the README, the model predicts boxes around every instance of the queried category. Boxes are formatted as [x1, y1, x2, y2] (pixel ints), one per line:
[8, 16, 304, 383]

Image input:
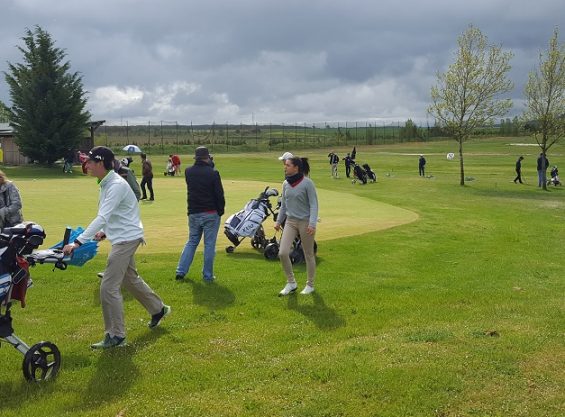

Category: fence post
[175, 121, 179, 153]
[160, 121, 164, 154]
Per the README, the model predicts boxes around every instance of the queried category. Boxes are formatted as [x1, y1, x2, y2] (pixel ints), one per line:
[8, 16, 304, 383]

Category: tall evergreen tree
[4, 26, 90, 164]
[0, 100, 9, 123]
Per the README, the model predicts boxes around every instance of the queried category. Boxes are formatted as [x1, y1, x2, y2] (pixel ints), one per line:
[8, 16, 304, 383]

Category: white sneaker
[279, 283, 297, 296]
[300, 285, 315, 295]
[97, 272, 104, 278]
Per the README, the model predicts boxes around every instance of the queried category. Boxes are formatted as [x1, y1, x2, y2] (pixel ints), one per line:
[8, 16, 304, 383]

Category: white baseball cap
[278, 151, 294, 161]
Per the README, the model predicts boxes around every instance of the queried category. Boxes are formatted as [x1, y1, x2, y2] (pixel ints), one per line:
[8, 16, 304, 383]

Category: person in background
[328, 151, 339, 178]
[418, 155, 426, 177]
[536, 153, 549, 187]
[140, 153, 154, 200]
[175, 146, 225, 282]
[278, 151, 294, 163]
[63, 146, 170, 349]
[63, 149, 74, 173]
[0, 170, 23, 229]
[343, 153, 353, 178]
[77, 150, 89, 174]
[514, 156, 524, 184]
[115, 159, 141, 201]
[171, 154, 181, 176]
[275, 156, 318, 296]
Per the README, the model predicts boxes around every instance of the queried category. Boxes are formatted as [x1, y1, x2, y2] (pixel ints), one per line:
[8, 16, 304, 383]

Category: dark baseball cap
[194, 146, 211, 160]
[88, 146, 114, 162]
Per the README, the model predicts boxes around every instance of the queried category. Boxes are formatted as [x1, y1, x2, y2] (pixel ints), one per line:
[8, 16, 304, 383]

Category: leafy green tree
[523, 28, 565, 190]
[399, 119, 420, 140]
[4, 26, 90, 164]
[429, 25, 513, 185]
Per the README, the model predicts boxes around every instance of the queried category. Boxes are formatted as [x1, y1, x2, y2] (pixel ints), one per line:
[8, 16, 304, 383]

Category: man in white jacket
[63, 146, 170, 349]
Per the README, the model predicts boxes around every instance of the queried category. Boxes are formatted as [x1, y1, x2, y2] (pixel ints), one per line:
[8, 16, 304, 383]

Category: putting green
[20, 178, 418, 254]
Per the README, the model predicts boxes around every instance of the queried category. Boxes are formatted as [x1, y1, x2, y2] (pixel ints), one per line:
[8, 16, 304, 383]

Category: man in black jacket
[514, 156, 524, 184]
[536, 153, 549, 187]
[175, 147, 225, 282]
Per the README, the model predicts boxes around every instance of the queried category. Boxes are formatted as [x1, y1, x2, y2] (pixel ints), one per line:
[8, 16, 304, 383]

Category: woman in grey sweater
[274, 156, 318, 295]
[0, 170, 23, 229]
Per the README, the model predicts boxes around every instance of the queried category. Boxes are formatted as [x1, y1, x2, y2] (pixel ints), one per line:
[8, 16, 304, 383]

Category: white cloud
[1, 0, 563, 124]
[90, 86, 144, 112]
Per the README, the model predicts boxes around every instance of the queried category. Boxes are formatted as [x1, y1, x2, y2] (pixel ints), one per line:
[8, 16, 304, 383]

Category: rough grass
[0, 137, 563, 417]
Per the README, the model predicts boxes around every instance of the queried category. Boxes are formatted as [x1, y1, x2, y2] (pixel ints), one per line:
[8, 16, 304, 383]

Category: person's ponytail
[300, 157, 310, 176]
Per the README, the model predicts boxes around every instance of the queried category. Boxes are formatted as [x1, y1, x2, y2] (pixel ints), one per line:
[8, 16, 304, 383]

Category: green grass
[0, 137, 563, 417]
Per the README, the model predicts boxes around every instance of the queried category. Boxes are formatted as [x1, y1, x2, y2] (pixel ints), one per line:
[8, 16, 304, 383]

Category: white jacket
[77, 170, 143, 245]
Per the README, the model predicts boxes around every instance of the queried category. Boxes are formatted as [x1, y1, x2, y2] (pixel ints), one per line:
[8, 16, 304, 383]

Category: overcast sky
[1, 0, 563, 125]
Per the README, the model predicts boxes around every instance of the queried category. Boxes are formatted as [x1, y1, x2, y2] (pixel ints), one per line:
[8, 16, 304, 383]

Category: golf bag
[547, 167, 561, 186]
[0, 223, 72, 382]
[352, 163, 368, 184]
[224, 187, 280, 253]
[262, 199, 318, 264]
[363, 164, 377, 182]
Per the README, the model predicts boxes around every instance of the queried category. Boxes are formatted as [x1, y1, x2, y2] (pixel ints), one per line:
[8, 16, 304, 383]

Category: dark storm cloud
[1, 0, 563, 124]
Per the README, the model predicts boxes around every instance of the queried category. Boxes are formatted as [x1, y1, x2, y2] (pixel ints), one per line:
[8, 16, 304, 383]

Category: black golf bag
[547, 167, 561, 186]
[263, 198, 318, 264]
[352, 163, 368, 184]
[363, 164, 377, 182]
[0, 222, 70, 382]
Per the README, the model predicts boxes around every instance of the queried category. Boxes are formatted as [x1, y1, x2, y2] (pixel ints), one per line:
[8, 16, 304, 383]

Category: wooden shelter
[0, 121, 105, 166]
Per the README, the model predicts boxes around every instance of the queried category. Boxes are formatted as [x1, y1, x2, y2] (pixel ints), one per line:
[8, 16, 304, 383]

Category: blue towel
[50, 227, 98, 267]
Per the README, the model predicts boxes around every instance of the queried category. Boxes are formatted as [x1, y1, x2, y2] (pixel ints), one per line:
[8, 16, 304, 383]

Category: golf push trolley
[224, 186, 317, 263]
[0, 223, 72, 382]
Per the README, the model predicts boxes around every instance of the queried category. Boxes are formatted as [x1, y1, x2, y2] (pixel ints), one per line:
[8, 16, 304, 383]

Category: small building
[0, 121, 105, 166]
[0, 123, 29, 165]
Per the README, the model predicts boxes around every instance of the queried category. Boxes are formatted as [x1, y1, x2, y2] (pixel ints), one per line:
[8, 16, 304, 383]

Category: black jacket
[185, 160, 225, 216]
[537, 156, 549, 171]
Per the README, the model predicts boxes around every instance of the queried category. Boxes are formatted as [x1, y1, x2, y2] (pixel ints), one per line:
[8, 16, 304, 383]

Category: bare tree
[523, 28, 565, 190]
[429, 25, 513, 185]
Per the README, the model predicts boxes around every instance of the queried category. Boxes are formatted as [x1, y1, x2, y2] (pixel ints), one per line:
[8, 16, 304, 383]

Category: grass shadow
[180, 278, 236, 310]
[66, 329, 167, 413]
[286, 292, 346, 330]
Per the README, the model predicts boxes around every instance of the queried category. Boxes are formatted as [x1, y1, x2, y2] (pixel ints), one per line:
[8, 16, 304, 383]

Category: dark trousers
[514, 169, 522, 183]
[419, 166, 425, 176]
[345, 165, 351, 178]
[141, 176, 154, 200]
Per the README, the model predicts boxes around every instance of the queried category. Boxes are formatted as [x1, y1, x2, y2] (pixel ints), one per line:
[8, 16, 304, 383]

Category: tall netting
[93, 120, 459, 155]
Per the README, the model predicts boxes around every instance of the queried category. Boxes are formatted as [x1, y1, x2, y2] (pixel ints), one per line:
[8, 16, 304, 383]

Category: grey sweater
[278, 176, 318, 228]
[0, 181, 23, 227]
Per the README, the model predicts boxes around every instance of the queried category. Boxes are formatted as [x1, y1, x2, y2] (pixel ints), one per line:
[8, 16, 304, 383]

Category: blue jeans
[176, 212, 221, 280]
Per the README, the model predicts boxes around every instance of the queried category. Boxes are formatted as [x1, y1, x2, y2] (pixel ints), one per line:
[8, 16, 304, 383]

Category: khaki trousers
[279, 218, 316, 287]
[101, 239, 163, 338]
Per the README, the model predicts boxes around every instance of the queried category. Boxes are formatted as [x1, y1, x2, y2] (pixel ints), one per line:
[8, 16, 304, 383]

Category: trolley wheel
[226, 246, 235, 254]
[251, 227, 266, 249]
[290, 241, 317, 264]
[290, 249, 304, 265]
[250, 238, 262, 249]
[22, 341, 61, 382]
[264, 243, 279, 260]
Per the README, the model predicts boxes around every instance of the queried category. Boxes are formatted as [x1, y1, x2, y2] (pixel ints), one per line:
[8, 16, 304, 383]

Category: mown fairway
[0, 138, 563, 417]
